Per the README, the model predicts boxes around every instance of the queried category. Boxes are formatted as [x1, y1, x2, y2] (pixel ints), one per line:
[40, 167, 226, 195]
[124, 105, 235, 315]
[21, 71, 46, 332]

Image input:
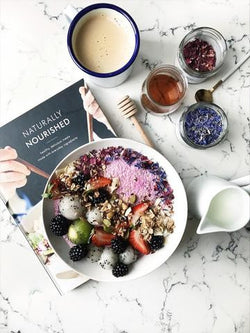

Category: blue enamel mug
[66, 3, 140, 88]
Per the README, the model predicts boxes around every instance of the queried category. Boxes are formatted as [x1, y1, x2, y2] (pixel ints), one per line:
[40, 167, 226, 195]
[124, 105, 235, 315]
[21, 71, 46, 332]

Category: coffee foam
[72, 8, 135, 74]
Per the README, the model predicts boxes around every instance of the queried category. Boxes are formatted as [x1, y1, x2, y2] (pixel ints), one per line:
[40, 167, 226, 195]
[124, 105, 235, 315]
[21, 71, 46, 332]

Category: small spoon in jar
[195, 52, 250, 103]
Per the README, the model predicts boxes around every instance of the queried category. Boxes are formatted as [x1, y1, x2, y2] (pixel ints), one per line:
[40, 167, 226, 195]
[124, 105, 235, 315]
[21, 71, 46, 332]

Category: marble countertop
[0, 1, 249, 332]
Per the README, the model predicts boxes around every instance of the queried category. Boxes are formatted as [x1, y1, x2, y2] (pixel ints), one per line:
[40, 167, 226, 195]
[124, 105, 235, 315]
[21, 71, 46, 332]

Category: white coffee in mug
[72, 9, 135, 73]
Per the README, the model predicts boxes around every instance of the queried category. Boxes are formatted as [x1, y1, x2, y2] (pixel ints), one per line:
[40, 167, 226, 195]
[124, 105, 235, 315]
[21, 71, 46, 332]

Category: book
[0, 79, 116, 294]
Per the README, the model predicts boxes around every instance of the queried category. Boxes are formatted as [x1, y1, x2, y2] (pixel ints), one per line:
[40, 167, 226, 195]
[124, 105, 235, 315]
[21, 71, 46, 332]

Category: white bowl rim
[42, 138, 188, 282]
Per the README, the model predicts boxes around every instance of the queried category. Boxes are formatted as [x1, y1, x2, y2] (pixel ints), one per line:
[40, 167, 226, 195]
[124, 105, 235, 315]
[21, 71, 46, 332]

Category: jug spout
[196, 187, 250, 234]
[197, 215, 232, 234]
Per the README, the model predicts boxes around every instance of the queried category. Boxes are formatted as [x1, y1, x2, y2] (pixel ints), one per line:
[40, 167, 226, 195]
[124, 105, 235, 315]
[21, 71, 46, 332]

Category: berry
[50, 214, 69, 236]
[69, 244, 88, 261]
[131, 202, 149, 225]
[112, 262, 129, 277]
[88, 176, 111, 190]
[129, 229, 150, 255]
[149, 235, 165, 252]
[132, 202, 149, 214]
[111, 236, 128, 254]
[87, 188, 110, 204]
[44, 177, 69, 199]
[91, 228, 115, 247]
[73, 173, 90, 189]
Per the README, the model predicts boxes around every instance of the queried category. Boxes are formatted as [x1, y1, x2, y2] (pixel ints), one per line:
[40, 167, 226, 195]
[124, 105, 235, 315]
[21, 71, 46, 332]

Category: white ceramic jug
[187, 175, 250, 234]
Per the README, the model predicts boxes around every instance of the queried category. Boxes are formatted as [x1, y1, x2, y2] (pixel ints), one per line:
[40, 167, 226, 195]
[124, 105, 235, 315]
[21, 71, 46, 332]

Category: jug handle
[231, 176, 250, 194]
[241, 185, 250, 194]
[63, 4, 79, 25]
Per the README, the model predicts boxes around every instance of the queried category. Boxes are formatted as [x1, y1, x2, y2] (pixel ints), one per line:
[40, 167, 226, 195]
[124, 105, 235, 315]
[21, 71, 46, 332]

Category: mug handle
[63, 4, 79, 24]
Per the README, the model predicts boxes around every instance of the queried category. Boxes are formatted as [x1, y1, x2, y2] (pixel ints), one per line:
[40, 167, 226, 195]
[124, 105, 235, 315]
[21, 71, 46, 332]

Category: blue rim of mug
[67, 3, 140, 78]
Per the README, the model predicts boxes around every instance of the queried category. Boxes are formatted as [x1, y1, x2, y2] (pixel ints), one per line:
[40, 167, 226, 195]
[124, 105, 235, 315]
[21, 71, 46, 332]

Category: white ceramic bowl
[42, 138, 187, 281]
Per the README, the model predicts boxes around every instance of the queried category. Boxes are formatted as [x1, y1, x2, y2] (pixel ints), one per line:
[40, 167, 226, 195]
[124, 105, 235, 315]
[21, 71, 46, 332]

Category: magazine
[0, 79, 116, 294]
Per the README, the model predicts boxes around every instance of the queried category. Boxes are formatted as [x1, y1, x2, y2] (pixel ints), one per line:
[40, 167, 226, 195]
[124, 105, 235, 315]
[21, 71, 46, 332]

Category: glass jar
[177, 102, 228, 149]
[176, 27, 227, 84]
[140, 64, 188, 116]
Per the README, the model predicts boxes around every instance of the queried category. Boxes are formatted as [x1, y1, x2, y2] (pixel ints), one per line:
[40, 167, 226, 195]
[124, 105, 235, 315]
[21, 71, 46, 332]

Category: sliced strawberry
[129, 229, 150, 255]
[130, 202, 149, 225]
[91, 228, 115, 247]
[132, 202, 149, 214]
[88, 176, 111, 190]
[46, 177, 65, 199]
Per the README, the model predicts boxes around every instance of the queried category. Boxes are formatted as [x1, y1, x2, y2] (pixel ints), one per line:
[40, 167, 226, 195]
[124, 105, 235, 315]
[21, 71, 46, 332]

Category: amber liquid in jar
[148, 74, 182, 106]
[140, 65, 187, 115]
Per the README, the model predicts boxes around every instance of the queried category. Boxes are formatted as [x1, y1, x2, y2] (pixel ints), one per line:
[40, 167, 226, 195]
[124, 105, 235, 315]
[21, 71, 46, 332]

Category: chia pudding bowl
[42, 138, 187, 281]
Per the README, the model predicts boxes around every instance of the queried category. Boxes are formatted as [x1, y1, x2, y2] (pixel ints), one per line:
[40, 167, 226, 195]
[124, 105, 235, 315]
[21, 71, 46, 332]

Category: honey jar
[140, 64, 188, 116]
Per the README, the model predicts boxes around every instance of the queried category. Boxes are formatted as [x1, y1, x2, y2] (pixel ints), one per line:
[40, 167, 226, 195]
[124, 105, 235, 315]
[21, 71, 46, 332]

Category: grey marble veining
[0, 0, 249, 333]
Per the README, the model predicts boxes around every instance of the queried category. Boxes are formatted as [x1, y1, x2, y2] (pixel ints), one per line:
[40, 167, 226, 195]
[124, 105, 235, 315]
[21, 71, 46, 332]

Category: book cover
[0, 79, 116, 294]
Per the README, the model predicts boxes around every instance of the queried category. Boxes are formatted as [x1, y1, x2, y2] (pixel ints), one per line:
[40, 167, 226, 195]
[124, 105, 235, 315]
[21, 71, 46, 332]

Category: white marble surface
[0, 0, 249, 332]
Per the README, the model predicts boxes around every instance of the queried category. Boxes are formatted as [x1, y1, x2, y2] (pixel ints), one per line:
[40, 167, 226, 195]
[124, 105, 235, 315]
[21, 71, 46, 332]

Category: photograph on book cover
[0, 79, 116, 294]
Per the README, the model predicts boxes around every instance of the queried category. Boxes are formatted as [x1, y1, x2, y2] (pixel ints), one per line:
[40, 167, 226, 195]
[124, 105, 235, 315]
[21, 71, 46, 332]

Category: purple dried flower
[72, 146, 174, 206]
[184, 106, 223, 146]
[183, 38, 216, 72]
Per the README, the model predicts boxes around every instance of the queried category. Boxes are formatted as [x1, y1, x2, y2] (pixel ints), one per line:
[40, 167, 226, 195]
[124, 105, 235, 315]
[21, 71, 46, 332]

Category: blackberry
[111, 236, 128, 254]
[69, 244, 88, 261]
[112, 262, 129, 277]
[87, 188, 111, 204]
[50, 215, 69, 236]
[149, 235, 164, 252]
[73, 173, 90, 189]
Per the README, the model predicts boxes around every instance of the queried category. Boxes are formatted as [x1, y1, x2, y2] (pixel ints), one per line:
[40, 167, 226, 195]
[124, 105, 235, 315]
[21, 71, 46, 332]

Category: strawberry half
[130, 202, 149, 225]
[91, 228, 115, 247]
[129, 229, 150, 255]
[88, 176, 111, 190]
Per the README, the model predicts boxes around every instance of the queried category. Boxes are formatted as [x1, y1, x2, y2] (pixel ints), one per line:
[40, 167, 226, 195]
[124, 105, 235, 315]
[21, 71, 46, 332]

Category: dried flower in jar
[184, 106, 223, 146]
[183, 38, 216, 72]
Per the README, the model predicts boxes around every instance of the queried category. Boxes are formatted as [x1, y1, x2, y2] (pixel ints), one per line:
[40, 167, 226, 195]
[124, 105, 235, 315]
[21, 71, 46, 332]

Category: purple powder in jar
[184, 106, 223, 146]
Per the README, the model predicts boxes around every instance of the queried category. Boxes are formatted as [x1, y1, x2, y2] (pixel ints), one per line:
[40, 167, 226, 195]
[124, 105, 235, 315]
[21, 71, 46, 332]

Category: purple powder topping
[75, 146, 174, 205]
[184, 106, 223, 146]
[104, 158, 158, 203]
